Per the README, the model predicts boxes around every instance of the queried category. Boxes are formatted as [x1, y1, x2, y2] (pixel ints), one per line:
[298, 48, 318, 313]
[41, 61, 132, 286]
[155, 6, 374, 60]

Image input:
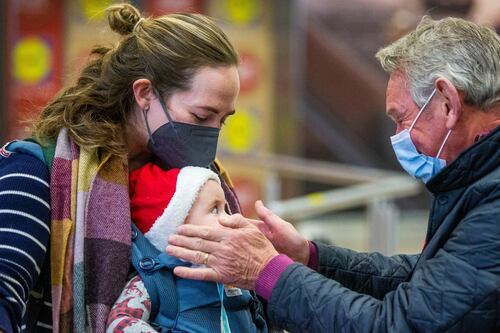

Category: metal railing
[219, 152, 422, 255]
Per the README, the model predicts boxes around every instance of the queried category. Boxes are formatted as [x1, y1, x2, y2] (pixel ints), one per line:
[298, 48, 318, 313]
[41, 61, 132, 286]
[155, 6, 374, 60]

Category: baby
[106, 163, 268, 333]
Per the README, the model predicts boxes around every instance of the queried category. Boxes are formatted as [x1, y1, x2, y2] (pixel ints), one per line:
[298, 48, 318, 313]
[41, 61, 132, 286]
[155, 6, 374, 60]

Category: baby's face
[185, 180, 228, 227]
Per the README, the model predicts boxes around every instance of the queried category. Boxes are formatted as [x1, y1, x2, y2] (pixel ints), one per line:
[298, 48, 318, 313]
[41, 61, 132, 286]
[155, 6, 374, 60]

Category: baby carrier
[131, 223, 269, 333]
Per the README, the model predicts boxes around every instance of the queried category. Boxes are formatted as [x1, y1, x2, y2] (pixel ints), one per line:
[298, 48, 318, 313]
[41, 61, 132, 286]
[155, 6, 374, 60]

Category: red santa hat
[129, 162, 220, 251]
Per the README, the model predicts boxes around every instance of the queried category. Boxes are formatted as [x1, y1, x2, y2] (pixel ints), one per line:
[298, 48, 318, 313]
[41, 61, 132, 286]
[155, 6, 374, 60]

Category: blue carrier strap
[0, 140, 45, 163]
[218, 283, 232, 333]
[130, 224, 272, 333]
[130, 224, 180, 328]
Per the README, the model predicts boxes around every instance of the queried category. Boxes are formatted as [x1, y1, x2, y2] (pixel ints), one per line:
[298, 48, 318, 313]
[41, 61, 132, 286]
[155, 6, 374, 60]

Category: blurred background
[1, 0, 499, 255]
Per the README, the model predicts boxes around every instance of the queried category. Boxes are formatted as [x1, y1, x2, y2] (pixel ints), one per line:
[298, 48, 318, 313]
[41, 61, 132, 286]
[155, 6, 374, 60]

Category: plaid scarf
[43, 129, 239, 332]
[48, 129, 131, 332]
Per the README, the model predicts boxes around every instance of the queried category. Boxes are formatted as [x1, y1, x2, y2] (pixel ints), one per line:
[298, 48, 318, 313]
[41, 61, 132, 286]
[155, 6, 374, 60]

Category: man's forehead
[387, 71, 409, 92]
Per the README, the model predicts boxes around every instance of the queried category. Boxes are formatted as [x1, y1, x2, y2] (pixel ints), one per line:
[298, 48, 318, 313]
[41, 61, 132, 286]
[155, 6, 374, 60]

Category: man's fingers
[247, 218, 264, 226]
[168, 234, 220, 253]
[175, 224, 222, 242]
[218, 213, 252, 229]
[247, 218, 272, 237]
[173, 266, 220, 282]
[166, 244, 212, 265]
[255, 200, 282, 229]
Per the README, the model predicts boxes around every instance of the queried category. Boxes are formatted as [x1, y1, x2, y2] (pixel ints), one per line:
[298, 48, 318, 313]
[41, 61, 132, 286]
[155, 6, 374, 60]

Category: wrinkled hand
[166, 213, 279, 290]
[251, 200, 310, 265]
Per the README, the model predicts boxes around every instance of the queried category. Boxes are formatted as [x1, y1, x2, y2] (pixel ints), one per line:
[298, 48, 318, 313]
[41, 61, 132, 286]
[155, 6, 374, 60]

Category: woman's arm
[106, 275, 158, 333]
[0, 153, 50, 333]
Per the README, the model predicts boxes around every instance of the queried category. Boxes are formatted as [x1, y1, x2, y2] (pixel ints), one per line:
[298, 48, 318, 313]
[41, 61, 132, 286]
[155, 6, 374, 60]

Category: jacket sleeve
[314, 243, 419, 298]
[106, 275, 158, 333]
[266, 199, 500, 333]
[0, 154, 50, 333]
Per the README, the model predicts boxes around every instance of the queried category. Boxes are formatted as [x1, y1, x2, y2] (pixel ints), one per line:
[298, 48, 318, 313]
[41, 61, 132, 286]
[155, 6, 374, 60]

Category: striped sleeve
[0, 153, 50, 333]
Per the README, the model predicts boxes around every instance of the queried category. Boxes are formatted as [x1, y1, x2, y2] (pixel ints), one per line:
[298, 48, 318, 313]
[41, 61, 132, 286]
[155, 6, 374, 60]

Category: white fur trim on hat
[145, 166, 221, 252]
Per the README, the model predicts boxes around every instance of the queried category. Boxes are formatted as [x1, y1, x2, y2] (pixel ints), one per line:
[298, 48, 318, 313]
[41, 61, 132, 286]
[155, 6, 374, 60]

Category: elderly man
[167, 17, 500, 332]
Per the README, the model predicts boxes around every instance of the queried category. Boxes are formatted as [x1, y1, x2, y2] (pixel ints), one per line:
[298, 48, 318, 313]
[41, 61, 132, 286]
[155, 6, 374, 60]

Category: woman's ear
[132, 79, 154, 110]
[435, 77, 462, 130]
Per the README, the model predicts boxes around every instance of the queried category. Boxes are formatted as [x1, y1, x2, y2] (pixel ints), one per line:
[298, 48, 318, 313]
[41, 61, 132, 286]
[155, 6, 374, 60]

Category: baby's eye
[211, 206, 219, 214]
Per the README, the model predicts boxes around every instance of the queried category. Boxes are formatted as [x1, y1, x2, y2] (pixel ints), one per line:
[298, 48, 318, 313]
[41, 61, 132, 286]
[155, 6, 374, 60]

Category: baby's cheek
[201, 215, 220, 227]
[185, 213, 219, 227]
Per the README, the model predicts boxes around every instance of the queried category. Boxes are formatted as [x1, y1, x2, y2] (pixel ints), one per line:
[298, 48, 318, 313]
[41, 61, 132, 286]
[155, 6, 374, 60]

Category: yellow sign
[224, 0, 260, 25]
[307, 192, 326, 206]
[222, 107, 259, 153]
[13, 36, 51, 85]
[80, 0, 113, 21]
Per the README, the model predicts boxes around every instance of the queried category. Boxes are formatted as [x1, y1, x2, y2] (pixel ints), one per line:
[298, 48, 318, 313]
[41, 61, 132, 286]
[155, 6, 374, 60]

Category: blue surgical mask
[390, 89, 452, 183]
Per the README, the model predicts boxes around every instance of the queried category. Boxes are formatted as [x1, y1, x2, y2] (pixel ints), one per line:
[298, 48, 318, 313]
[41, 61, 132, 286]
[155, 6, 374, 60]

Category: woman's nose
[207, 120, 223, 129]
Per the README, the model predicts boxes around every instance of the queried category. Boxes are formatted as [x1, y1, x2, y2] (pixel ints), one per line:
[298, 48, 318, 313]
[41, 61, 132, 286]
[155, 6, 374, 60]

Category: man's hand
[166, 213, 279, 290]
[252, 200, 310, 265]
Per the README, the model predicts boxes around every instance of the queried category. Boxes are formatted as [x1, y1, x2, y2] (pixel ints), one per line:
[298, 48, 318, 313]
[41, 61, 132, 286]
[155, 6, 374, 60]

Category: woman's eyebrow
[197, 105, 235, 115]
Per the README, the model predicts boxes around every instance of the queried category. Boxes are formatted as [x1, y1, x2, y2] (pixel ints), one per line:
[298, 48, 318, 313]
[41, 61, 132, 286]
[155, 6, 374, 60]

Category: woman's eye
[211, 206, 218, 214]
[192, 114, 207, 122]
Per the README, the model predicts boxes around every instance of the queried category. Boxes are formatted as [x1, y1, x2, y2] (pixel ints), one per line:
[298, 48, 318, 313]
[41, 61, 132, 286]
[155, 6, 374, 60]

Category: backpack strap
[24, 138, 56, 170]
[130, 224, 180, 328]
[0, 140, 45, 163]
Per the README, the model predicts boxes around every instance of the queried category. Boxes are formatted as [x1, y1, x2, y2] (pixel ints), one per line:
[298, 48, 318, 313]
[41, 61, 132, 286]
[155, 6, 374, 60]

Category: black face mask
[143, 90, 220, 169]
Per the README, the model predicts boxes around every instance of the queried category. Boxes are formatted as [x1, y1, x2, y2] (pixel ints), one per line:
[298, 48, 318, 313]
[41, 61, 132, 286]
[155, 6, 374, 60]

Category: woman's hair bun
[106, 3, 142, 36]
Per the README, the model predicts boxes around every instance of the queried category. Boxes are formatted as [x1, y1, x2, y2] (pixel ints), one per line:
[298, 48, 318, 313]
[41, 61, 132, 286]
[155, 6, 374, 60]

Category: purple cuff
[255, 254, 294, 301]
[307, 241, 319, 271]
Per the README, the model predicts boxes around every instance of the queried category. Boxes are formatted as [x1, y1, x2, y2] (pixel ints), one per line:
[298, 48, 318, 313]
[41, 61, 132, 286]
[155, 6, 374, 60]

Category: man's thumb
[219, 214, 249, 229]
[255, 200, 279, 228]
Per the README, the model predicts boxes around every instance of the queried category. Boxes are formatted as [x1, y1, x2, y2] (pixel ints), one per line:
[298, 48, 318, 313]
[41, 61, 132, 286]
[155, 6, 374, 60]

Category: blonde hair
[32, 3, 238, 156]
[376, 16, 500, 110]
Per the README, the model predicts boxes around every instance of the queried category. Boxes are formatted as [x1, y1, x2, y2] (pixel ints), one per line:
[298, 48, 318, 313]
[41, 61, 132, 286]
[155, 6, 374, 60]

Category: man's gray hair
[376, 16, 500, 110]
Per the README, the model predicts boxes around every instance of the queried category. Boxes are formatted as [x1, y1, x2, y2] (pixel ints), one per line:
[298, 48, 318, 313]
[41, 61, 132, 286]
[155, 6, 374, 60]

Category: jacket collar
[426, 126, 500, 194]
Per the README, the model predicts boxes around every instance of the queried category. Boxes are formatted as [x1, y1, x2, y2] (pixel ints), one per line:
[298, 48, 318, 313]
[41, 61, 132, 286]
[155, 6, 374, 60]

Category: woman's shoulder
[0, 149, 50, 187]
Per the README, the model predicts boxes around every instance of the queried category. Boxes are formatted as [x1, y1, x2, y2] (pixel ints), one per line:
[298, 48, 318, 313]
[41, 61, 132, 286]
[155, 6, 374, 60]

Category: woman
[0, 3, 240, 332]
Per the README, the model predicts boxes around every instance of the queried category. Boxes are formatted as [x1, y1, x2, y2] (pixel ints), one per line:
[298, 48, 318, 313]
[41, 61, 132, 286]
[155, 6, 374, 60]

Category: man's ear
[435, 77, 462, 130]
[132, 79, 155, 110]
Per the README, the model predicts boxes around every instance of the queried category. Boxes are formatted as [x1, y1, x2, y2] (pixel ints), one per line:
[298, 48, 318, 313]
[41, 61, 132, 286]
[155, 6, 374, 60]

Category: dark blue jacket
[267, 127, 500, 332]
